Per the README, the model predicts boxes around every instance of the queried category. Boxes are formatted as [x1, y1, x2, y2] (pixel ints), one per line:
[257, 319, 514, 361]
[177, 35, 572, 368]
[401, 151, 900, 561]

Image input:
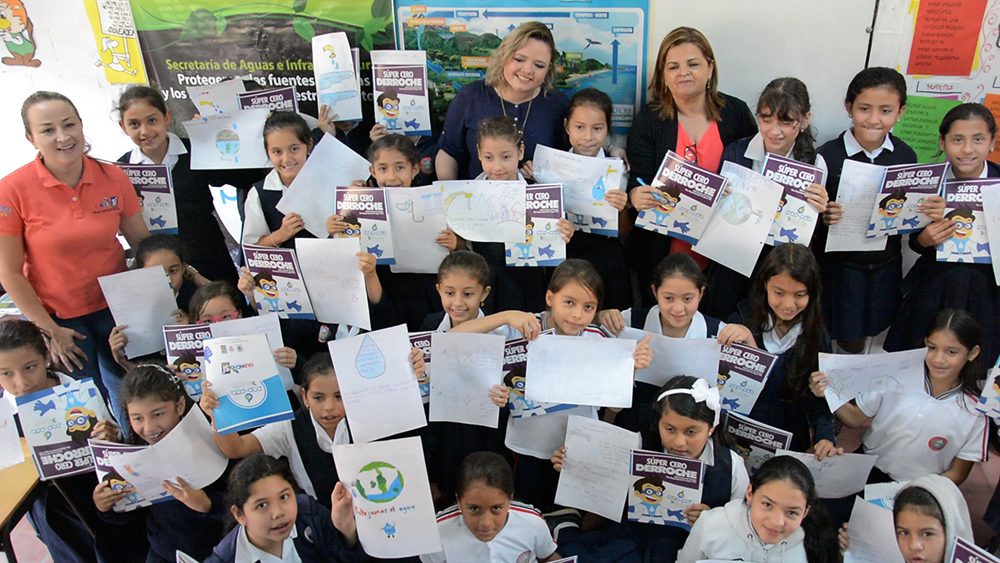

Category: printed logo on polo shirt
[516, 551, 532, 563]
[421, 156, 434, 174]
[94, 196, 119, 213]
[0, 205, 10, 217]
[928, 437, 948, 451]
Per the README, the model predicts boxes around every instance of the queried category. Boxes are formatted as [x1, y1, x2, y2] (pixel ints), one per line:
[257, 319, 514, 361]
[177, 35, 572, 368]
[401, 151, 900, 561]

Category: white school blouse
[253, 417, 351, 499]
[243, 169, 286, 246]
[235, 523, 302, 563]
[420, 501, 557, 563]
[620, 307, 724, 338]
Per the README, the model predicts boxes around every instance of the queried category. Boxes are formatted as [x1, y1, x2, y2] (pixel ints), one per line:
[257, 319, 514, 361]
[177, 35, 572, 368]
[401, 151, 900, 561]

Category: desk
[0, 439, 41, 563]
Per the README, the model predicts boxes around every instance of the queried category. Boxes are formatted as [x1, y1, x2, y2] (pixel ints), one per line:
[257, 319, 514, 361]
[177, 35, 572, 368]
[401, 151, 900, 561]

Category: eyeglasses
[382, 103, 399, 111]
[954, 220, 974, 230]
[885, 202, 903, 211]
[197, 311, 240, 325]
[683, 143, 699, 165]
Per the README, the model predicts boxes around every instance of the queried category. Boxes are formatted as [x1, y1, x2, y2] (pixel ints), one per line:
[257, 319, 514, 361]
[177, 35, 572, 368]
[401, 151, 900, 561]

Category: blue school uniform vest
[290, 408, 346, 508]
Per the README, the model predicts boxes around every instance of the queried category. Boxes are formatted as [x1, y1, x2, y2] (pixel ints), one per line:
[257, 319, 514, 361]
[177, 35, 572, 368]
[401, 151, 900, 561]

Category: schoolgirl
[885, 103, 1000, 366]
[729, 243, 837, 455]
[421, 250, 493, 332]
[116, 86, 264, 284]
[813, 68, 921, 354]
[811, 309, 988, 484]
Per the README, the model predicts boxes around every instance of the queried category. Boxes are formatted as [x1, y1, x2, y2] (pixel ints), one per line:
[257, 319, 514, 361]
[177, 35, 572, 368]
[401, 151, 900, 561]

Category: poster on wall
[82, 0, 147, 83]
[130, 0, 396, 124]
[392, 0, 650, 134]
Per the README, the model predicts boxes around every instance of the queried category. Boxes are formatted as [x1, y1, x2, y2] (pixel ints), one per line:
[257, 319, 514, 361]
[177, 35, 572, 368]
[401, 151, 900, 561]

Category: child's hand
[171, 309, 189, 326]
[824, 201, 844, 226]
[357, 252, 377, 276]
[507, 311, 542, 340]
[633, 334, 653, 370]
[109, 325, 129, 365]
[370, 123, 387, 142]
[684, 503, 710, 526]
[556, 218, 575, 244]
[551, 446, 567, 472]
[717, 323, 754, 347]
[605, 189, 627, 212]
[630, 184, 660, 211]
[91, 420, 120, 442]
[199, 382, 220, 420]
[597, 309, 626, 336]
[93, 480, 130, 512]
[350, 179, 367, 187]
[276, 212, 305, 244]
[410, 347, 426, 377]
[237, 267, 256, 299]
[318, 105, 338, 137]
[520, 160, 535, 181]
[331, 482, 359, 548]
[838, 523, 850, 555]
[918, 195, 946, 221]
[489, 384, 509, 407]
[327, 214, 348, 237]
[813, 439, 844, 461]
[163, 477, 212, 513]
[436, 229, 460, 251]
[808, 370, 828, 397]
[273, 347, 297, 369]
[916, 219, 958, 248]
[608, 145, 631, 173]
[804, 183, 829, 213]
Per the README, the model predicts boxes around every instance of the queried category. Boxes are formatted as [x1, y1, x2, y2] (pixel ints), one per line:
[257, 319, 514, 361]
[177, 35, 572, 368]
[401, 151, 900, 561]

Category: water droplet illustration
[356, 335, 386, 379]
[245, 393, 253, 402]
[592, 177, 606, 201]
[44, 431, 51, 440]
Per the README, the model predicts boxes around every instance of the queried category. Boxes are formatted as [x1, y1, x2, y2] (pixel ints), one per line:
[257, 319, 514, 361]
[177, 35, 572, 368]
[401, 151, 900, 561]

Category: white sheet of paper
[296, 238, 371, 330]
[385, 185, 450, 274]
[332, 436, 441, 557]
[99, 266, 177, 358]
[439, 180, 527, 243]
[328, 325, 425, 443]
[429, 332, 504, 428]
[525, 335, 635, 408]
[209, 314, 293, 390]
[532, 144, 621, 235]
[826, 160, 889, 253]
[555, 416, 641, 521]
[109, 407, 228, 497]
[981, 183, 1000, 285]
[312, 32, 363, 122]
[777, 450, 878, 498]
[818, 348, 926, 412]
[175, 552, 201, 563]
[182, 109, 270, 170]
[277, 134, 371, 238]
[0, 399, 23, 470]
[843, 496, 901, 563]
[864, 481, 906, 510]
[504, 408, 596, 459]
[693, 162, 785, 277]
[209, 184, 243, 242]
[186, 77, 246, 116]
[202, 333, 281, 396]
[621, 327, 720, 386]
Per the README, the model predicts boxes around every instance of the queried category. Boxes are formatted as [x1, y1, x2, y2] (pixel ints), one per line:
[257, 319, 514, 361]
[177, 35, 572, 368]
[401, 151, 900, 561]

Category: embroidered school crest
[516, 551, 532, 563]
[928, 437, 947, 451]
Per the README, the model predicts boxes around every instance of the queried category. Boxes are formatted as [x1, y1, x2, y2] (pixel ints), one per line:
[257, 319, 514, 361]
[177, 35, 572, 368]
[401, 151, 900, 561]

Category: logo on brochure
[229, 382, 266, 409]
[221, 362, 255, 375]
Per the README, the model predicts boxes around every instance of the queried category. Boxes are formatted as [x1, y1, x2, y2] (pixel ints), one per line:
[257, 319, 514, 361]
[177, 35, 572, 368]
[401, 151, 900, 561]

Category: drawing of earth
[718, 193, 756, 225]
[355, 461, 404, 503]
[216, 128, 241, 155]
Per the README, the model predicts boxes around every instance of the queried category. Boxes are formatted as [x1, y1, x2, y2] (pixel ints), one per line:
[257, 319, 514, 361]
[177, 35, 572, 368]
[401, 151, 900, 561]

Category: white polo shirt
[620, 307, 725, 338]
[857, 383, 988, 481]
[253, 416, 350, 499]
[242, 169, 286, 246]
[235, 522, 302, 563]
[844, 129, 895, 160]
[127, 132, 187, 169]
[740, 132, 829, 178]
[420, 501, 558, 563]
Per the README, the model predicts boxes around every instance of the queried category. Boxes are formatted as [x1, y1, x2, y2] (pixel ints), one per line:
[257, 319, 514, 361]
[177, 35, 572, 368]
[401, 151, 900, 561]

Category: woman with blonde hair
[626, 27, 757, 314]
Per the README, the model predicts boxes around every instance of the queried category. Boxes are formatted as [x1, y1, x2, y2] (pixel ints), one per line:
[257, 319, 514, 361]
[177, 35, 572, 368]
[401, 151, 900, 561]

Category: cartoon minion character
[339, 212, 362, 239]
[650, 185, 682, 226]
[66, 405, 98, 445]
[946, 206, 975, 256]
[515, 213, 535, 259]
[253, 270, 281, 312]
[875, 188, 906, 231]
[632, 476, 665, 517]
[377, 89, 401, 130]
[173, 353, 204, 400]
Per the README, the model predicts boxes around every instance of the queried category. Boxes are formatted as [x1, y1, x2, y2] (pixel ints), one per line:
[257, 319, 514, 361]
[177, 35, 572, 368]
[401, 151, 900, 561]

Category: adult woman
[627, 27, 757, 309]
[0, 91, 149, 417]
[436, 21, 569, 180]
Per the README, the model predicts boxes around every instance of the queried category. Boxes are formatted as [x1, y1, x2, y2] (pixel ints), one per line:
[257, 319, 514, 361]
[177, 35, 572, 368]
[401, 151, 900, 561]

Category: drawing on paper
[356, 335, 387, 379]
[718, 192, 765, 226]
[354, 461, 404, 503]
[216, 127, 240, 156]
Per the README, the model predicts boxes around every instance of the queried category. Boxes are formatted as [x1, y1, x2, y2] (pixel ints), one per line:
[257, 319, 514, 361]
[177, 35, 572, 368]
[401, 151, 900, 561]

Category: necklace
[498, 88, 533, 133]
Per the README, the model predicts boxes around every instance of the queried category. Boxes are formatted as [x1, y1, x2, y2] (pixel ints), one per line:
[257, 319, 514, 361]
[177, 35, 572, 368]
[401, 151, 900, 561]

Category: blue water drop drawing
[592, 177, 607, 201]
[356, 335, 386, 379]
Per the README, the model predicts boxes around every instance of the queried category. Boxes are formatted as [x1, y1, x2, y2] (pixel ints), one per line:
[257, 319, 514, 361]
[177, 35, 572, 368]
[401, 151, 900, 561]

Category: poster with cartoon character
[202, 334, 293, 435]
[950, 535, 998, 563]
[634, 151, 726, 244]
[118, 164, 178, 234]
[502, 333, 576, 418]
[244, 244, 316, 319]
[975, 366, 1000, 419]
[505, 184, 566, 267]
[409, 332, 432, 404]
[335, 186, 396, 265]
[724, 412, 791, 475]
[312, 32, 363, 122]
[532, 145, 623, 237]
[0, 0, 40, 67]
[332, 436, 442, 558]
[761, 154, 825, 246]
[90, 440, 171, 512]
[717, 343, 776, 416]
[937, 178, 995, 264]
[163, 324, 212, 401]
[371, 50, 430, 135]
[627, 450, 703, 531]
[867, 162, 947, 237]
[238, 86, 298, 113]
[182, 109, 270, 170]
[16, 378, 110, 479]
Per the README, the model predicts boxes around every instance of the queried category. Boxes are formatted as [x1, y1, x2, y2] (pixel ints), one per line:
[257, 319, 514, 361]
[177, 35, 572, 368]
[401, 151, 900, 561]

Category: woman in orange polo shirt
[0, 91, 149, 420]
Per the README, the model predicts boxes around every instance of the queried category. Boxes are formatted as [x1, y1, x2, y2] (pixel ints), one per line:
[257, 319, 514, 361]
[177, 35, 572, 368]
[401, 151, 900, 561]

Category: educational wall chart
[717, 343, 777, 416]
[371, 50, 431, 135]
[312, 32, 363, 121]
[17, 378, 110, 480]
[392, 0, 649, 134]
[90, 440, 170, 512]
[937, 178, 996, 263]
[243, 245, 315, 319]
[867, 162, 948, 237]
[724, 412, 792, 475]
[627, 450, 704, 531]
[760, 154, 825, 246]
[634, 152, 727, 245]
[118, 164, 177, 234]
[532, 145, 623, 237]
[504, 184, 566, 267]
[335, 186, 396, 265]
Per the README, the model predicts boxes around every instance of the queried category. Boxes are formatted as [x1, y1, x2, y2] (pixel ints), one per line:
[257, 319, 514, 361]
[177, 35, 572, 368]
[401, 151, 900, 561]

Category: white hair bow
[656, 378, 722, 426]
